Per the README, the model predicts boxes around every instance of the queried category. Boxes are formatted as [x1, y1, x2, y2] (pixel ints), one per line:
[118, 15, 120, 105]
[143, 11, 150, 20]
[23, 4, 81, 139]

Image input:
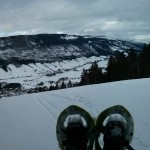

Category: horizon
[0, 32, 148, 44]
[0, 0, 150, 43]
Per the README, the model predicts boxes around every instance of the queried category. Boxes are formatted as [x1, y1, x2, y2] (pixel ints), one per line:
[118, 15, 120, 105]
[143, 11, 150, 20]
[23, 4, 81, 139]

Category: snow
[0, 40, 5, 47]
[111, 46, 120, 51]
[0, 78, 150, 150]
[65, 115, 87, 128]
[29, 41, 36, 45]
[0, 56, 108, 89]
[67, 115, 83, 125]
[61, 35, 78, 40]
[107, 114, 126, 124]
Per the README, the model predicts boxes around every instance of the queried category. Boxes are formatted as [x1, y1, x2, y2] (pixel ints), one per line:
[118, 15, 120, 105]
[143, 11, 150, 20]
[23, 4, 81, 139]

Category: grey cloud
[0, 0, 150, 42]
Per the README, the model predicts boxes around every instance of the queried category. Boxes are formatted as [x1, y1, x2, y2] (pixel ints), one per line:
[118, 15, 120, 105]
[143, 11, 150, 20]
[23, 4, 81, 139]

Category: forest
[80, 44, 150, 85]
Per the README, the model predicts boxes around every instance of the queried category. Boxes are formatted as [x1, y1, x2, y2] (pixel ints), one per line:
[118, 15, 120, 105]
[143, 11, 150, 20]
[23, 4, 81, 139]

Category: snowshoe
[56, 105, 95, 150]
[95, 105, 134, 150]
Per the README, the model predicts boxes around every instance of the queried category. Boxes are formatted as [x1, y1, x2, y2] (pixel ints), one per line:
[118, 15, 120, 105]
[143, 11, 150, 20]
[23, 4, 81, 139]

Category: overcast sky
[0, 0, 150, 42]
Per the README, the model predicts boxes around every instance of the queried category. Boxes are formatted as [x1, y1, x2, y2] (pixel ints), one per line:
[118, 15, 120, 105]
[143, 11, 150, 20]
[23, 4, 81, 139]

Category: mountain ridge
[0, 34, 145, 97]
[0, 34, 144, 65]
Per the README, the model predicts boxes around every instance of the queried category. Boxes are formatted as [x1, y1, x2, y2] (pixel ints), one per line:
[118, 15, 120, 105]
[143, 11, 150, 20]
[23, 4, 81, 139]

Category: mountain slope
[0, 34, 144, 92]
[0, 34, 144, 64]
[0, 56, 108, 91]
[0, 78, 150, 150]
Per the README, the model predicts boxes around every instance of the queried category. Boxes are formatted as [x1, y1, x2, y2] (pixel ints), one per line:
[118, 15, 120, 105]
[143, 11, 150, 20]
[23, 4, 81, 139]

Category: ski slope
[0, 78, 150, 150]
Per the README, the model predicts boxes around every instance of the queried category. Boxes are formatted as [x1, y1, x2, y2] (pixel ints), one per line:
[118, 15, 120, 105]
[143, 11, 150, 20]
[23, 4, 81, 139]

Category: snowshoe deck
[95, 105, 134, 150]
[56, 105, 95, 150]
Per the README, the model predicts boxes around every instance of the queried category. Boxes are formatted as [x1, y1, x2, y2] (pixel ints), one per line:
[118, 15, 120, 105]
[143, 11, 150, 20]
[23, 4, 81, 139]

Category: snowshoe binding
[103, 114, 128, 150]
[63, 115, 88, 150]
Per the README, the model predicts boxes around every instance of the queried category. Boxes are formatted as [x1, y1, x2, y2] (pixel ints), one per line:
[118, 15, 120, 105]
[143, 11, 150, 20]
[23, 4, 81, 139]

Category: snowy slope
[0, 33, 144, 92]
[0, 34, 143, 62]
[0, 56, 108, 89]
[0, 78, 150, 150]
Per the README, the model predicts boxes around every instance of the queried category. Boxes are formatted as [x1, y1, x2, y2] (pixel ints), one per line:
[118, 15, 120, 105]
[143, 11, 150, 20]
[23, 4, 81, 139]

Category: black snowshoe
[56, 105, 134, 150]
[56, 105, 95, 150]
[95, 105, 134, 150]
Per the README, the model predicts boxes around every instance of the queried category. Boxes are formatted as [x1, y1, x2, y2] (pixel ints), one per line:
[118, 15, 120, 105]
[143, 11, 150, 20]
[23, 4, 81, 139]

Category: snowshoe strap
[119, 140, 134, 150]
[124, 142, 134, 150]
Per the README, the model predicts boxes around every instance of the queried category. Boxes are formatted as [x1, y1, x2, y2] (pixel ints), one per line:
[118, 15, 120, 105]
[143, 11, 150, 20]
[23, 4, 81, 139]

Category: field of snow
[0, 78, 150, 150]
[0, 56, 108, 89]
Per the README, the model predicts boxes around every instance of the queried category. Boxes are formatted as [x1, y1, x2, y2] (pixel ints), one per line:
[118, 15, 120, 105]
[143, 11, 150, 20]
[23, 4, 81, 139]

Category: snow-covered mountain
[0, 78, 150, 150]
[0, 34, 144, 94]
[0, 56, 108, 91]
[0, 34, 143, 63]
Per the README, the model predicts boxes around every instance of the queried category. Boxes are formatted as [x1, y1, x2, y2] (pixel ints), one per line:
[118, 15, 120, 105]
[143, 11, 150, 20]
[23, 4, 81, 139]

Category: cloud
[0, 0, 150, 42]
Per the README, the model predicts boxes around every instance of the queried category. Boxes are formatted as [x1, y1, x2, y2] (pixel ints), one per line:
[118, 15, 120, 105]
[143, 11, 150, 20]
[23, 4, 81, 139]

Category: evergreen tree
[60, 81, 66, 89]
[106, 56, 116, 81]
[115, 52, 128, 80]
[49, 85, 55, 91]
[139, 44, 150, 77]
[79, 44, 150, 86]
[68, 80, 73, 88]
[90, 61, 104, 84]
[80, 69, 89, 85]
[79, 62, 104, 85]
[55, 82, 59, 90]
[128, 48, 139, 79]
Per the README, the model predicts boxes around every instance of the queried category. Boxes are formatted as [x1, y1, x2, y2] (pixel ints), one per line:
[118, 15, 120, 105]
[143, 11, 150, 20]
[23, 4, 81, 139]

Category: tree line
[79, 44, 150, 86]
[2, 44, 149, 97]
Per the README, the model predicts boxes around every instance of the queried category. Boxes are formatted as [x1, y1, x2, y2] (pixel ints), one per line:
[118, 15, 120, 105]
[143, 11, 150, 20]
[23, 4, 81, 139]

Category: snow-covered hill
[0, 78, 150, 150]
[0, 34, 143, 97]
[0, 34, 144, 94]
[0, 56, 108, 89]
[0, 34, 143, 63]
